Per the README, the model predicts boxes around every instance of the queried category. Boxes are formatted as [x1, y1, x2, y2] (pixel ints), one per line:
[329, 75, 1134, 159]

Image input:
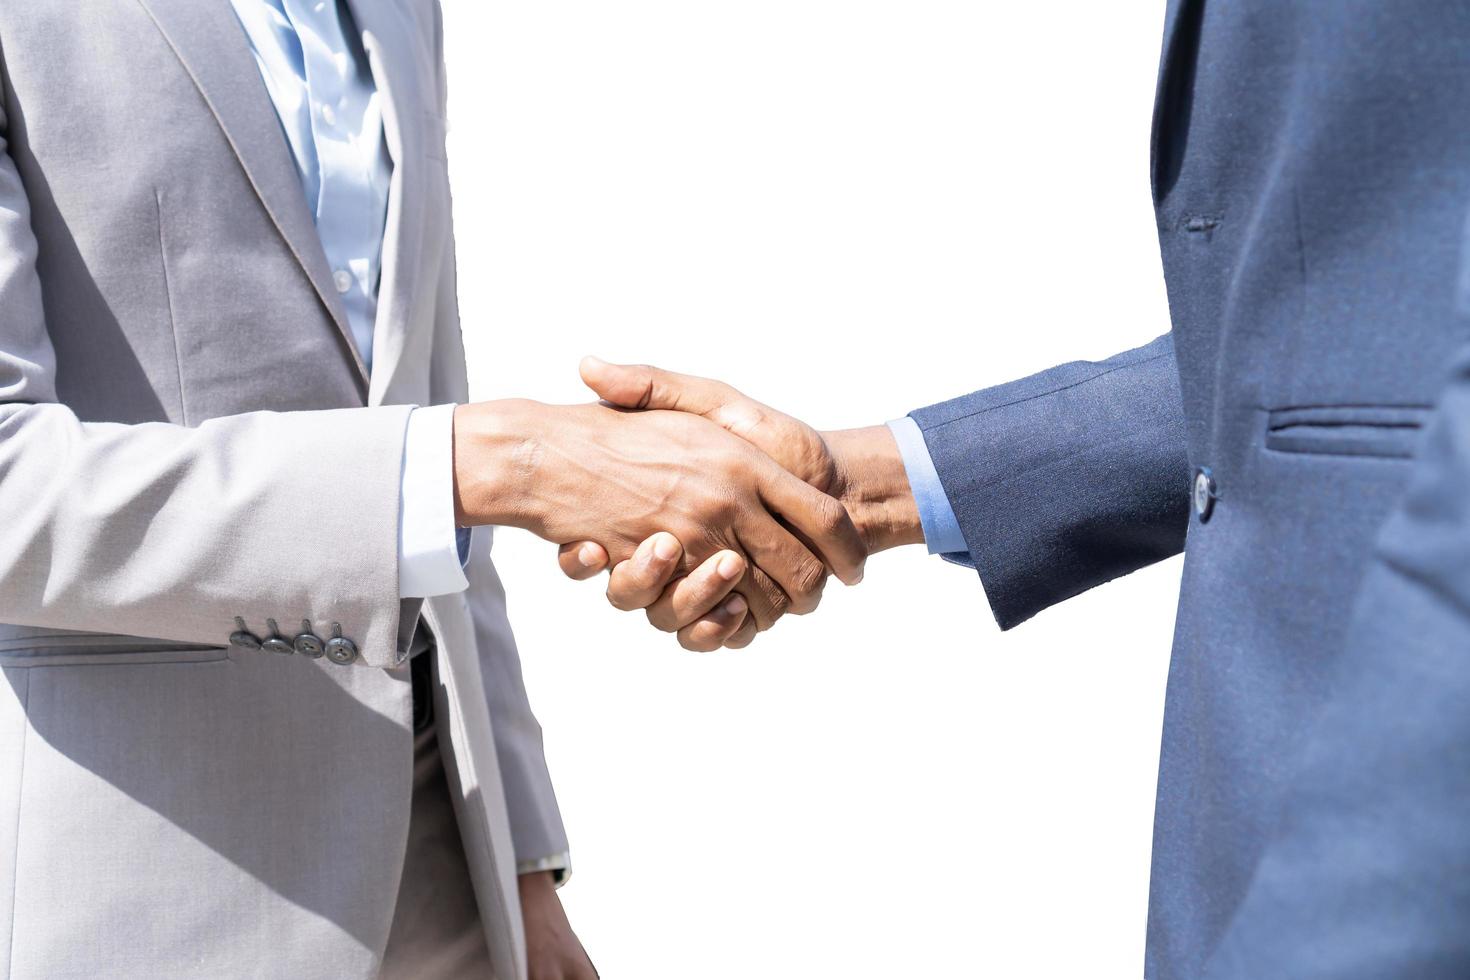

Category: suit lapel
[1149, 0, 1204, 204]
[135, 0, 370, 392]
[344, 0, 430, 407]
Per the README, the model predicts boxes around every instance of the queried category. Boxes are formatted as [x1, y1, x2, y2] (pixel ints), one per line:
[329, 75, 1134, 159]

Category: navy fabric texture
[911, 336, 1189, 629]
[913, 2, 1470, 976]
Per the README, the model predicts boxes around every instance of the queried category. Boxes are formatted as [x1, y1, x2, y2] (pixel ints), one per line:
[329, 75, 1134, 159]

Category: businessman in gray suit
[0, 2, 864, 978]
[567, 2, 1470, 976]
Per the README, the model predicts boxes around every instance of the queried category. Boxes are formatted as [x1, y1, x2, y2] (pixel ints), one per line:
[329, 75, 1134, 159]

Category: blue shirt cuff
[886, 417, 968, 557]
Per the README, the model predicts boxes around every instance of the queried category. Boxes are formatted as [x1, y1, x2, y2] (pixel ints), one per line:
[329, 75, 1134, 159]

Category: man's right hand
[451, 398, 866, 628]
[557, 359, 926, 649]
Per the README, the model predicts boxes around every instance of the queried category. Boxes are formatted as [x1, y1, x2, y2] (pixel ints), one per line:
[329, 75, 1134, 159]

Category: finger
[735, 514, 833, 617]
[580, 358, 763, 432]
[731, 562, 796, 630]
[722, 613, 759, 649]
[757, 464, 867, 586]
[604, 533, 683, 611]
[676, 594, 749, 652]
[580, 357, 720, 412]
[647, 550, 747, 631]
[557, 541, 610, 581]
[582, 359, 827, 484]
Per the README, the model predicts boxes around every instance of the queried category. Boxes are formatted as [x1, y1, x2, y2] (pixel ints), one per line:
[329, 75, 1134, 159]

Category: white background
[442, 2, 1179, 976]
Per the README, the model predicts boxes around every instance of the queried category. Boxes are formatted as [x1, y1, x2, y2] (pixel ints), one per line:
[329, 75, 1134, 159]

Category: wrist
[452, 399, 553, 530]
[824, 426, 924, 553]
[518, 869, 558, 894]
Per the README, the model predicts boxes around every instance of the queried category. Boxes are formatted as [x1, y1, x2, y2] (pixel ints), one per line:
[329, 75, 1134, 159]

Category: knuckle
[764, 585, 791, 621]
[606, 580, 643, 611]
[709, 494, 742, 527]
[678, 630, 716, 653]
[724, 628, 756, 650]
[816, 494, 848, 535]
[646, 608, 679, 633]
[788, 560, 829, 614]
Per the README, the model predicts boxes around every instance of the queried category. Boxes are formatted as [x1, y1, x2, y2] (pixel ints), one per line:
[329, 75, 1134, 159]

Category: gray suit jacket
[913, 2, 1470, 976]
[0, 2, 562, 978]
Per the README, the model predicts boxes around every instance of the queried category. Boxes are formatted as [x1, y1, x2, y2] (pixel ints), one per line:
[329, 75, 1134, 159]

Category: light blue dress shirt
[231, 0, 390, 365]
[230, 0, 469, 598]
[887, 417, 968, 556]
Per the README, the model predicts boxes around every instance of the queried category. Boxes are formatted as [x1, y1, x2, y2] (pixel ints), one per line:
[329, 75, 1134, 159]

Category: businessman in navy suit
[560, 2, 1470, 976]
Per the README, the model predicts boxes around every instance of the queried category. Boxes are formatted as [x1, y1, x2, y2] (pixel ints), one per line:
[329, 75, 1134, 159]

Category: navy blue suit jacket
[913, 3, 1470, 976]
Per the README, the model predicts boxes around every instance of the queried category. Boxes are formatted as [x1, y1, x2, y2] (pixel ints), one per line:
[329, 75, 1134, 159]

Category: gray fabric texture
[0, 1, 566, 977]
[382, 695, 494, 980]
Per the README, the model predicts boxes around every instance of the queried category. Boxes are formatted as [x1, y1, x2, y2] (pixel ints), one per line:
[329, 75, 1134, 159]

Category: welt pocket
[1264, 405, 1431, 459]
[0, 630, 229, 668]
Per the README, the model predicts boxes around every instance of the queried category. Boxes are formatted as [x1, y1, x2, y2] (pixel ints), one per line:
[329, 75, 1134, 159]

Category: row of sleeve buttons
[230, 617, 359, 665]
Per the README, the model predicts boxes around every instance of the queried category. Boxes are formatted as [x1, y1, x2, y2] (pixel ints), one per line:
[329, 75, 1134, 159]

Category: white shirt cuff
[517, 852, 572, 888]
[398, 404, 471, 598]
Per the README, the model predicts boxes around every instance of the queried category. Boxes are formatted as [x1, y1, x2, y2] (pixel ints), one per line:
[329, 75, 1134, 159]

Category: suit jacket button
[1193, 467, 1218, 522]
[261, 619, 294, 655]
[229, 617, 261, 649]
[323, 623, 358, 665]
[325, 637, 358, 665]
[294, 620, 324, 659]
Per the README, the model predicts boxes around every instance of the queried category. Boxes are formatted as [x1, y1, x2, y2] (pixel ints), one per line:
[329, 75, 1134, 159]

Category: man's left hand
[520, 872, 597, 980]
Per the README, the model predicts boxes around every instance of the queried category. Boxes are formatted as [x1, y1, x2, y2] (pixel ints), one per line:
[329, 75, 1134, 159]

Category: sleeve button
[294, 620, 325, 659]
[324, 623, 358, 665]
[261, 618, 295, 656]
[229, 617, 261, 649]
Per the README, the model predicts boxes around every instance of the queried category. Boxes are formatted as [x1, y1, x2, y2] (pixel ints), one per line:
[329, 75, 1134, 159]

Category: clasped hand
[451, 370, 869, 648]
[549, 358, 917, 650]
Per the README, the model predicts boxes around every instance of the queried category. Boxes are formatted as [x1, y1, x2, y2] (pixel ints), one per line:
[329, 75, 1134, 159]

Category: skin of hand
[563, 531, 757, 650]
[452, 398, 866, 628]
[560, 358, 923, 647]
[520, 871, 598, 980]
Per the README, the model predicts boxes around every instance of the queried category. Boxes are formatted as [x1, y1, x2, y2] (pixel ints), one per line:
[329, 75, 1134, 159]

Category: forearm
[823, 425, 924, 554]
[452, 399, 546, 530]
[452, 397, 639, 540]
[0, 400, 413, 666]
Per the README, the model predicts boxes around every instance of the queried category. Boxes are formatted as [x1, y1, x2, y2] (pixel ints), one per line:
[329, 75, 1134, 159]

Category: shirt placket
[285, 0, 383, 370]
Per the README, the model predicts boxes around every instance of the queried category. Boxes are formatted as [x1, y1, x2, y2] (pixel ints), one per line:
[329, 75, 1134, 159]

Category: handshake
[452, 358, 924, 649]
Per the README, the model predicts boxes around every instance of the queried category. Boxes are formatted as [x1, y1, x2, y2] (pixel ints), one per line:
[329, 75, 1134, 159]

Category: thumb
[579, 357, 728, 416]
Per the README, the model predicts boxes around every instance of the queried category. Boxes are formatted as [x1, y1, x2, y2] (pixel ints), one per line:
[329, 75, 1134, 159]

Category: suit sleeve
[909, 333, 1191, 629]
[0, 88, 414, 668]
[1202, 346, 1470, 978]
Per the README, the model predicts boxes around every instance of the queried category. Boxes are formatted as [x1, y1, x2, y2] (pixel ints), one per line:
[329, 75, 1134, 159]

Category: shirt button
[320, 103, 337, 127]
[1193, 467, 1218, 523]
[333, 269, 353, 294]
